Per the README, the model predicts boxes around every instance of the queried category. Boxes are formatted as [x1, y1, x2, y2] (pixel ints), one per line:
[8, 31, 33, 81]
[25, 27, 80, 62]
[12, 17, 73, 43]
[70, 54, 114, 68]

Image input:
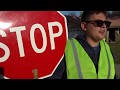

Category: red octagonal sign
[0, 11, 68, 79]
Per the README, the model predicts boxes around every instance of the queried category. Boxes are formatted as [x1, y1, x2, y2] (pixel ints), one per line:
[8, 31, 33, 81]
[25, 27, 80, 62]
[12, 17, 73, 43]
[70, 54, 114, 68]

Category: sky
[60, 11, 112, 16]
[60, 11, 81, 16]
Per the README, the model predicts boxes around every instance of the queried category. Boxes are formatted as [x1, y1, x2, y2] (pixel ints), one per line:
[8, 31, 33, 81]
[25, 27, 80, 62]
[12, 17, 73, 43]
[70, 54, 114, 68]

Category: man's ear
[81, 22, 87, 31]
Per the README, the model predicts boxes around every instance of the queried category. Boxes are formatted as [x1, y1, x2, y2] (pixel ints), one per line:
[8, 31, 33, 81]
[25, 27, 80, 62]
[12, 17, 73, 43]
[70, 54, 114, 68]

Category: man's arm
[0, 74, 4, 79]
[0, 67, 4, 79]
[45, 55, 66, 79]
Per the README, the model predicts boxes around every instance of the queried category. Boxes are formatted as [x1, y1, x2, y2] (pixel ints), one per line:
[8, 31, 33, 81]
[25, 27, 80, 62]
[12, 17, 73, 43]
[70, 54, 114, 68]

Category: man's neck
[86, 37, 100, 47]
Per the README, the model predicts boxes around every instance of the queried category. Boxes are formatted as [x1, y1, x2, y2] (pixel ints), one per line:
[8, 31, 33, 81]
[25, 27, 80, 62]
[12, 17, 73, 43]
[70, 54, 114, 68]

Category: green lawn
[108, 43, 120, 64]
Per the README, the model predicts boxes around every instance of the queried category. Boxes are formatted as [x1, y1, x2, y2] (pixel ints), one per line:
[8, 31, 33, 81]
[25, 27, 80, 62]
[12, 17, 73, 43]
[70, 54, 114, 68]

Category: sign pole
[32, 69, 38, 79]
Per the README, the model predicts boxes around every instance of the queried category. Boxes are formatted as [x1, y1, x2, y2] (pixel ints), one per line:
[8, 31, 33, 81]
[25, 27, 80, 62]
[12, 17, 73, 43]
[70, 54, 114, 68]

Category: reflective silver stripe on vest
[70, 39, 83, 79]
[102, 40, 111, 79]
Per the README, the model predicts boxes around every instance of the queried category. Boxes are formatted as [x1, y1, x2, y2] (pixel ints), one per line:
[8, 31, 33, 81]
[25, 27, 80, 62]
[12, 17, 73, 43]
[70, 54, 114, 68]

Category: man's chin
[99, 35, 105, 40]
[96, 37, 104, 42]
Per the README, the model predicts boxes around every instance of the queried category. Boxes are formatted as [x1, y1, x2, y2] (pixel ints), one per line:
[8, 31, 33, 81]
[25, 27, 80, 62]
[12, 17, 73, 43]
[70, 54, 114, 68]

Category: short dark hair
[81, 11, 107, 22]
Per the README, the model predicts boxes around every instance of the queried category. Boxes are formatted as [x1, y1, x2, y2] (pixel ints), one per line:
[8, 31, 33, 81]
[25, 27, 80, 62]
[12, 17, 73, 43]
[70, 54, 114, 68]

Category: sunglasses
[85, 20, 111, 28]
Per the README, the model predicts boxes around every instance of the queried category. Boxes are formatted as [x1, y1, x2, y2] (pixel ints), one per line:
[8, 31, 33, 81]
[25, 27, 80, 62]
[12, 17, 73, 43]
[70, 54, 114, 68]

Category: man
[47, 11, 116, 79]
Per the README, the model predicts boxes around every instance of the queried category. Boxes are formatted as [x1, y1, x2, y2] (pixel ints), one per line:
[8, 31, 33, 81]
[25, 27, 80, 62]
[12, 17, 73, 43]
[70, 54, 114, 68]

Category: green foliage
[109, 43, 120, 64]
[112, 11, 120, 16]
[108, 11, 120, 18]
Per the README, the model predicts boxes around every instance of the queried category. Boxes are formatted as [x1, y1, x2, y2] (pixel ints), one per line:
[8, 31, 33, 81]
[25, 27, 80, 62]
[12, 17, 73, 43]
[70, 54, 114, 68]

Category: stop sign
[0, 11, 68, 79]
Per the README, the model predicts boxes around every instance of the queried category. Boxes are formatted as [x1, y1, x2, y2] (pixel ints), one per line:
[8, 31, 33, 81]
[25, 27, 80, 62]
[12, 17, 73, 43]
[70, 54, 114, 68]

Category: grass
[108, 42, 120, 64]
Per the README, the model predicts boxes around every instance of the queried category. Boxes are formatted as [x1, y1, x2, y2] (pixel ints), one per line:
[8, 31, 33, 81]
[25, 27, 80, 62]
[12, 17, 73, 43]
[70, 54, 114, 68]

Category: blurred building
[65, 15, 83, 38]
[106, 17, 120, 43]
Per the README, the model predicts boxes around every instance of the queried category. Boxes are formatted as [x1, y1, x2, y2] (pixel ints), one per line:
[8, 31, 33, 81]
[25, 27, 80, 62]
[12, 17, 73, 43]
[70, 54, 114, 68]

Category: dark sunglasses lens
[105, 21, 111, 27]
[96, 20, 111, 27]
[96, 21, 104, 27]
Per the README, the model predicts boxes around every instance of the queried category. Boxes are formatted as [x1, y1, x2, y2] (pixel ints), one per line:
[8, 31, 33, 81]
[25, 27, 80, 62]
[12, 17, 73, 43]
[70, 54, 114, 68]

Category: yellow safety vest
[65, 38, 115, 79]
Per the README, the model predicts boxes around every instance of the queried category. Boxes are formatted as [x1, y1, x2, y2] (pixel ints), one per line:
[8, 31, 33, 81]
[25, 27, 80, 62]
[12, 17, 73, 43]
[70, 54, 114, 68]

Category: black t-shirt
[76, 35, 100, 73]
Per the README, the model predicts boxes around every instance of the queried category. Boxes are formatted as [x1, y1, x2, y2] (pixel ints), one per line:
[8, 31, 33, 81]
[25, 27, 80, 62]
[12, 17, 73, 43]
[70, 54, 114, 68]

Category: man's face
[83, 13, 110, 42]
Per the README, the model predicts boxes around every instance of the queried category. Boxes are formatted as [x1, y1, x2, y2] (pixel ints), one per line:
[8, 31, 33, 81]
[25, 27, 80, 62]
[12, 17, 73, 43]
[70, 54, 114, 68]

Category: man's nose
[101, 23, 107, 28]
